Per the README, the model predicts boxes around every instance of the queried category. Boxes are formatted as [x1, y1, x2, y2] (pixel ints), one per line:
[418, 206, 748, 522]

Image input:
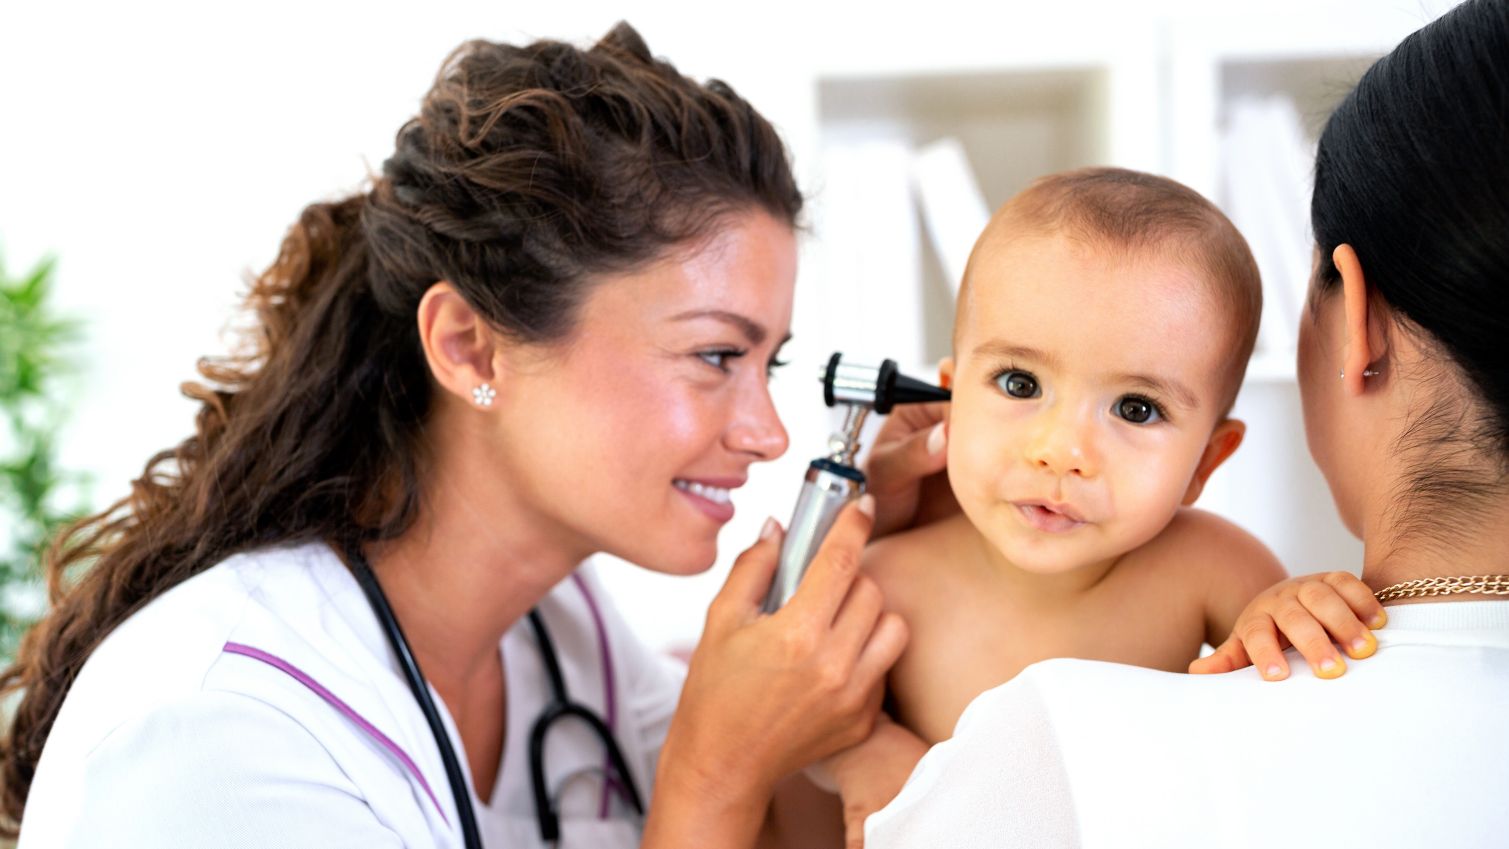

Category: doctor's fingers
[707, 518, 786, 633]
[846, 613, 907, 714]
[785, 496, 876, 627]
[865, 405, 948, 537]
[829, 573, 889, 660]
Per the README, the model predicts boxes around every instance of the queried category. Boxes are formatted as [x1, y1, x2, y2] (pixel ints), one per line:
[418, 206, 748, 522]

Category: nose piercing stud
[471, 383, 496, 407]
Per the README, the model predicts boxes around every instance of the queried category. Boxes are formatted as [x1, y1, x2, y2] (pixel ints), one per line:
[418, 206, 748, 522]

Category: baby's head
[943, 167, 1261, 575]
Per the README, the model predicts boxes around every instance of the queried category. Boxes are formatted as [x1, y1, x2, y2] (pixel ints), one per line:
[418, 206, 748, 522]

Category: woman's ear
[1182, 418, 1246, 506]
[416, 282, 502, 408]
[1333, 244, 1389, 397]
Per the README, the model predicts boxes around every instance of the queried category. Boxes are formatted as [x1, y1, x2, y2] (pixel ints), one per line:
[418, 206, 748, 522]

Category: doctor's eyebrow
[670, 309, 791, 347]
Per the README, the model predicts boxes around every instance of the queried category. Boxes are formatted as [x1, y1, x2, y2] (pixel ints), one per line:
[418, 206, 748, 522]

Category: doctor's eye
[993, 369, 1039, 399]
[697, 348, 744, 372]
[1115, 395, 1164, 424]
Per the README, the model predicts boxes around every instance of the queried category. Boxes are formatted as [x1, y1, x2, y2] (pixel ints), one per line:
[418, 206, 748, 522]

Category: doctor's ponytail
[0, 21, 800, 832]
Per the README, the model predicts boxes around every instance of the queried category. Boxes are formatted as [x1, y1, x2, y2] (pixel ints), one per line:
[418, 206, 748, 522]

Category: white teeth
[674, 479, 732, 504]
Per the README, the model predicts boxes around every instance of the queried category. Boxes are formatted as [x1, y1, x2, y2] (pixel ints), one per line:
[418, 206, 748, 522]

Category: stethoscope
[346, 543, 645, 848]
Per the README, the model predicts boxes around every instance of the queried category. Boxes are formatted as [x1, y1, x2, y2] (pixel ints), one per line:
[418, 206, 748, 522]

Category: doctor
[1, 23, 940, 848]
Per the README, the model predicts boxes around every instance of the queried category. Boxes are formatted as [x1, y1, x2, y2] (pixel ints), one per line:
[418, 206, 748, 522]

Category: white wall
[0, 0, 1463, 651]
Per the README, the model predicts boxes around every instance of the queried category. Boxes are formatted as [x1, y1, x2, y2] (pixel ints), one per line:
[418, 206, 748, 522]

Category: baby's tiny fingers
[1189, 636, 1246, 675]
[1273, 602, 1346, 679]
[1297, 581, 1376, 660]
[1236, 613, 1291, 681]
[1322, 571, 1388, 630]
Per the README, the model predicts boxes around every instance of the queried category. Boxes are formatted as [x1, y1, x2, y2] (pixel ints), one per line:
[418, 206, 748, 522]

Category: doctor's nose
[726, 385, 789, 461]
[1024, 409, 1098, 479]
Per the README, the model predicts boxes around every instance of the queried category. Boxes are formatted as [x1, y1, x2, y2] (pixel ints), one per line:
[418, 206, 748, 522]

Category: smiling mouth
[673, 479, 732, 504]
[674, 478, 738, 523]
[1013, 502, 1087, 533]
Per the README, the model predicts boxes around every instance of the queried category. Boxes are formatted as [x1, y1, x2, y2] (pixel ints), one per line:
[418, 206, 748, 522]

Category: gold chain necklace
[1373, 575, 1509, 603]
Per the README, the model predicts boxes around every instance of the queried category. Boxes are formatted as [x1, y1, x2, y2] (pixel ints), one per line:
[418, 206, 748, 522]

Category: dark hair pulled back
[1311, 0, 1509, 515]
[0, 22, 801, 832]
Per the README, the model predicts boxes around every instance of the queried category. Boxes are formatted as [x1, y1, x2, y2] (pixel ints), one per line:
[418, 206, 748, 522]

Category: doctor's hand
[864, 401, 957, 538]
[650, 496, 908, 844]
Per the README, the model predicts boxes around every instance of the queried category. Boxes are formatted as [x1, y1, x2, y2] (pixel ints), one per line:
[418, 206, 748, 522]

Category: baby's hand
[808, 716, 928, 849]
[1189, 571, 1386, 680]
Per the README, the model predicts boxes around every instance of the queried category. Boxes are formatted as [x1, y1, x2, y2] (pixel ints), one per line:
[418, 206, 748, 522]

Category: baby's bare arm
[1168, 509, 1288, 645]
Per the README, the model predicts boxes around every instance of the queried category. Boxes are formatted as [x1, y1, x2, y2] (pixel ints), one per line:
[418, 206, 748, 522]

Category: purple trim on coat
[570, 572, 622, 818]
[222, 641, 450, 826]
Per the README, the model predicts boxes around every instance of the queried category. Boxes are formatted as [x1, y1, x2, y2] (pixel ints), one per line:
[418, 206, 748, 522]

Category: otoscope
[762, 353, 952, 613]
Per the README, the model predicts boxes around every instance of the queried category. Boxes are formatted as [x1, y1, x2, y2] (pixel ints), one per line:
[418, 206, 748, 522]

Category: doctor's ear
[416, 282, 505, 409]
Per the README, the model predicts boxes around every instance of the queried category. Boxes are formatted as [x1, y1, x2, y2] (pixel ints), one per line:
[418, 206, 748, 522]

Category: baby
[823, 168, 1381, 832]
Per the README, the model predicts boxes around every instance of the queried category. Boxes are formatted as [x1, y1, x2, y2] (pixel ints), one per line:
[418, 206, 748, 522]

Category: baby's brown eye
[996, 371, 1039, 399]
[1116, 397, 1157, 424]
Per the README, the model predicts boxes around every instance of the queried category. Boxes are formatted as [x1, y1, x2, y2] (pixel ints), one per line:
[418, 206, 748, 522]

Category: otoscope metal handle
[761, 459, 866, 613]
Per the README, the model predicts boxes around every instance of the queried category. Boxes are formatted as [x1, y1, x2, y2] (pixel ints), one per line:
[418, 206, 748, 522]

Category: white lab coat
[19, 541, 686, 848]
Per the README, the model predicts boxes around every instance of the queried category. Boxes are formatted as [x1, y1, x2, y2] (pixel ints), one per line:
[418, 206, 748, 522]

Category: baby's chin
[989, 527, 1124, 577]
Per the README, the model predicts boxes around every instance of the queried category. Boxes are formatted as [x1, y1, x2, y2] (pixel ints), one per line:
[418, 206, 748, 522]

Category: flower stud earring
[471, 383, 496, 407]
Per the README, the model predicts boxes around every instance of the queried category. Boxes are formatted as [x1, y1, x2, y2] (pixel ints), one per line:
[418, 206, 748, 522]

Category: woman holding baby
[866, 0, 1509, 845]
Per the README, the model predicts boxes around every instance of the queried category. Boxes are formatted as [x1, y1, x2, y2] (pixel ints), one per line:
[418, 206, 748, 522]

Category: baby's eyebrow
[1110, 373, 1199, 410]
[972, 341, 1059, 368]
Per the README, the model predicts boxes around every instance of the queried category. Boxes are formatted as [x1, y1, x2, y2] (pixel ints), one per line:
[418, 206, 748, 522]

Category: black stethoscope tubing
[525, 609, 645, 843]
[347, 542, 644, 848]
[348, 543, 485, 849]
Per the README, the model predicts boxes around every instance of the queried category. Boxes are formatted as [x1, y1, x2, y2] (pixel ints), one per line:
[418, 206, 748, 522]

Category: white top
[19, 541, 686, 849]
[868, 601, 1509, 849]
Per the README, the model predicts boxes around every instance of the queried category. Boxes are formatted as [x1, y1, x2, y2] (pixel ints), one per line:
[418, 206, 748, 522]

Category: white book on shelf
[1221, 95, 1316, 362]
[818, 135, 926, 367]
[910, 137, 991, 298]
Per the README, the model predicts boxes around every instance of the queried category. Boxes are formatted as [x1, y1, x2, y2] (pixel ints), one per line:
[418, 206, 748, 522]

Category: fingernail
[759, 517, 780, 540]
[1346, 632, 1377, 659]
[1263, 664, 1285, 680]
[1316, 656, 1346, 679]
[926, 422, 946, 455]
[1369, 610, 1388, 630]
[856, 494, 876, 519]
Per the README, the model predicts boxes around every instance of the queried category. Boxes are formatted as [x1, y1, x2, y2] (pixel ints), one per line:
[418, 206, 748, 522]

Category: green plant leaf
[17, 256, 58, 305]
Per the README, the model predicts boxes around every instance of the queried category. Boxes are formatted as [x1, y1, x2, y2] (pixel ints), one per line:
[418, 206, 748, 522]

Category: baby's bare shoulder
[1129, 507, 1284, 585]
[862, 513, 976, 609]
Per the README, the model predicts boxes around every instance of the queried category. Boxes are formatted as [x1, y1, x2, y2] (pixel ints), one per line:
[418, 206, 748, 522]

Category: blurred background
[0, 0, 1464, 654]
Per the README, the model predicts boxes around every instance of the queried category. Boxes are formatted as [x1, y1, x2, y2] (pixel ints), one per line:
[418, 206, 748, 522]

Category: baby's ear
[1183, 418, 1246, 505]
[937, 357, 954, 390]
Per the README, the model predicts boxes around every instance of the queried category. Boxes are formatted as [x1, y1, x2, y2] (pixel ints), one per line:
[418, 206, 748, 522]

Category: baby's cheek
[1108, 454, 1196, 542]
[946, 421, 999, 486]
